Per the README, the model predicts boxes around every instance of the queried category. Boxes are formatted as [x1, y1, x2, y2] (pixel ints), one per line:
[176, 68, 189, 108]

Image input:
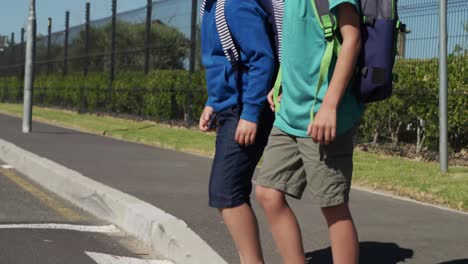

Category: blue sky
[1, 0, 150, 38]
[1, 0, 465, 59]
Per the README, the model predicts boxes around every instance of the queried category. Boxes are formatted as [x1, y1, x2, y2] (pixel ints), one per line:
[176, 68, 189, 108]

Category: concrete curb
[0, 138, 227, 264]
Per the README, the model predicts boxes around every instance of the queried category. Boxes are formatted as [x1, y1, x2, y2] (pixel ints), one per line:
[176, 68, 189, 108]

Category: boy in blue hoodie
[198, 0, 275, 262]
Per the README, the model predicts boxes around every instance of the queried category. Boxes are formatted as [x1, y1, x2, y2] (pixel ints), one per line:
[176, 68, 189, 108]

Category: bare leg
[256, 186, 305, 264]
[321, 204, 359, 264]
[220, 203, 264, 264]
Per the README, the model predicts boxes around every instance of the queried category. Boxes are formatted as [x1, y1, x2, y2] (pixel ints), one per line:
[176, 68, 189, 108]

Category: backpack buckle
[364, 16, 376, 27]
[321, 14, 335, 39]
[324, 27, 334, 38]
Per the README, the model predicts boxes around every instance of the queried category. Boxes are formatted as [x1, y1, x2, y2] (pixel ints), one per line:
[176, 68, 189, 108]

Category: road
[0, 113, 467, 263]
[0, 162, 172, 264]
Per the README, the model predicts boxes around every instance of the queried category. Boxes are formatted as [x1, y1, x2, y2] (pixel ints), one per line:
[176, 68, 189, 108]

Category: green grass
[1, 103, 467, 212]
[0, 103, 216, 156]
[353, 152, 468, 211]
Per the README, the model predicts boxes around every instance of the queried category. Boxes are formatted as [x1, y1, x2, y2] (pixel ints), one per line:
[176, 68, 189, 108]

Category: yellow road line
[0, 168, 83, 222]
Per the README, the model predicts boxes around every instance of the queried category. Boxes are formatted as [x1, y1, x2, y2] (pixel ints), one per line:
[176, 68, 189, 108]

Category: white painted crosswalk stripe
[0, 224, 119, 233]
[86, 252, 174, 264]
[0, 164, 13, 169]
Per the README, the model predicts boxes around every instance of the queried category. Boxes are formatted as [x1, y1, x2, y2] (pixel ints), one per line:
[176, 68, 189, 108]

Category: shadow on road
[438, 260, 468, 264]
[305, 241, 414, 264]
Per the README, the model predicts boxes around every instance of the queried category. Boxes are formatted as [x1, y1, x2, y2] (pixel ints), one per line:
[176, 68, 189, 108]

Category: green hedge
[0, 70, 207, 123]
[361, 56, 467, 152]
[1, 56, 466, 152]
[0, 76, 22, 102]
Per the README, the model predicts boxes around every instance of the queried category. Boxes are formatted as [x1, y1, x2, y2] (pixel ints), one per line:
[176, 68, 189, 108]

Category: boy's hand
[235, 119, 257, 146]
[267, 89, 282, 112]
[306, 3, 360, 145]
[308, 103, 337, 145]
[199, 106, 215, 132]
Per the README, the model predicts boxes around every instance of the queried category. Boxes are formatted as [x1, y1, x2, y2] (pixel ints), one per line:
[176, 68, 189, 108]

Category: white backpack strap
[272, 0, 284, 63]
[200, 0, 207, 23]
[215, 0, 241, 68]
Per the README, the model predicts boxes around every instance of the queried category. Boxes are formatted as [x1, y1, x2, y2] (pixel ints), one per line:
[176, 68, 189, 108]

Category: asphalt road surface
[0, 162, 172, 264]
[1, 114, 467, 264]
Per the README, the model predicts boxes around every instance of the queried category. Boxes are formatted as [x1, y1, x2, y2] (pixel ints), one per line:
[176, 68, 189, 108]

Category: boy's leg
[322, 204, 359, 264]
[254, 128, 306, 263]
[255, 186, 305, 264]
[209, 106, 273, 263]
[299, 126, 359, 264]
[220, 204, 263, 264]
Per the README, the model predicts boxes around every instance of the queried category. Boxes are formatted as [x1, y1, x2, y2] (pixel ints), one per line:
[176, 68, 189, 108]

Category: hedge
[0, 70, 207, 123]
[361, 55, 467, 152]
[0, 56, 466, 152]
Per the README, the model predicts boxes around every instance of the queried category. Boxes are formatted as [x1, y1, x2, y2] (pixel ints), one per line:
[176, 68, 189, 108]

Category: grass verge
[1, 103, 467, 212]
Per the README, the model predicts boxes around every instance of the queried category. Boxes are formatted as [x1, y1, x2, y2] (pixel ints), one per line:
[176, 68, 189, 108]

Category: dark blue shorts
[209, 105, 274, 208]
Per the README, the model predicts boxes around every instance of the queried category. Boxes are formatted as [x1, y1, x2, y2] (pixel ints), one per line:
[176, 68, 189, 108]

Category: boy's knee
[321, 203, 352, 225]
[255, 186, 286, 212]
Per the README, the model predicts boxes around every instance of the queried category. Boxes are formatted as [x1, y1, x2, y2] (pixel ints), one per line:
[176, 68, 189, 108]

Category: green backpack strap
[309, 0, 341, 122]
[273, 0, 341, 117]
[273, 65, 282, 112]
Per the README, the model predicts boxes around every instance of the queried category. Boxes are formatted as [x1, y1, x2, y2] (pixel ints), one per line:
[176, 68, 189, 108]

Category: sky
[1, 0, 465, 59]
[0, 0, 150, 38]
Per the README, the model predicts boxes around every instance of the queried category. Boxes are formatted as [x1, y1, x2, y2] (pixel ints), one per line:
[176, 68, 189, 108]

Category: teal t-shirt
[274, 0, 365, 137]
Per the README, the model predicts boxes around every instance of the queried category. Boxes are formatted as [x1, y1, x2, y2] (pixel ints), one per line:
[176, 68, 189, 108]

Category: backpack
[314, 0, 405, 103]
[273, 0, 406, 118]
[200, 0, 284, 82]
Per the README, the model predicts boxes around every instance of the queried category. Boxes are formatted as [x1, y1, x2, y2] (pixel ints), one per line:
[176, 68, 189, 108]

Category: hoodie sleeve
[225, 1, 275, 123]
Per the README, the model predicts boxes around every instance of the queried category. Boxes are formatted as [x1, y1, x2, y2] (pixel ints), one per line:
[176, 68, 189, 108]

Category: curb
[0, 138, 227, 264]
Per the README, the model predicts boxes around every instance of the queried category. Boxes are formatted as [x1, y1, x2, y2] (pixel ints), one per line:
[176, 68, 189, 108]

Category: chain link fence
[0, 0, 466, 164]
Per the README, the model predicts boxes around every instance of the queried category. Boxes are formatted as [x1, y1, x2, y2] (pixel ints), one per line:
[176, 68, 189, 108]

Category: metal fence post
[21, 28, 25, 77]
[63, 11, 70, 76]
[80, 2, 91, 114]
[397, 31, 406, 59]
[21, 28, 25, 58]
[1, 75, 6, 102]
[84, 3, 90, 76]
[47, 18, 52, 74]
[9, 33, 15, 71]
[186, 0, 198, 127]
[23, 0, 36, 133]
[144, 0, 152, 75]
[439, 0, 448, 173]
[108, 0, 117, 110]
[110, 0, 116, 82]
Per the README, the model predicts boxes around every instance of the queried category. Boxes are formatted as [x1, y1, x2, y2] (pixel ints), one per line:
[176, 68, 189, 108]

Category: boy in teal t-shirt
[254, 0, 363, 263]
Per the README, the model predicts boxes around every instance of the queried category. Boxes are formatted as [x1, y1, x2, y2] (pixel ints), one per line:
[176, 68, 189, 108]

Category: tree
[68, 20, 190, 73]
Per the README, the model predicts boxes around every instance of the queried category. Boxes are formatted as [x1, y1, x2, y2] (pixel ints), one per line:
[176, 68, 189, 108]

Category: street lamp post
[439, 0, 448, 173]
[22, 0, 36, 133]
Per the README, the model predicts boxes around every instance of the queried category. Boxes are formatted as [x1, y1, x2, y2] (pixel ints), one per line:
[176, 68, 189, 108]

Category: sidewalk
[0, 113, 467, 264]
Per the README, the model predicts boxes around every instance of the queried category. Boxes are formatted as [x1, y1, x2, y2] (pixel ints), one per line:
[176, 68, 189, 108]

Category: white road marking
[0, 224, 119, 233]
[86, 252, 174, 264]
[0, 164, 13, 169]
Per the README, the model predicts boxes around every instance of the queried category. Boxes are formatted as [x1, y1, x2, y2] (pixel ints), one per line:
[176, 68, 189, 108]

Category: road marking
[85, 252, 174, 264]
[0, 168, 83, 221]
[1, 164, 13, 169]
[0, 224, 119, 233]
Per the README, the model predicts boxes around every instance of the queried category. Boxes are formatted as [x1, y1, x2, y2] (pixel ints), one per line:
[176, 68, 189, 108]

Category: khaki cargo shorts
[254, 126, 356, 208]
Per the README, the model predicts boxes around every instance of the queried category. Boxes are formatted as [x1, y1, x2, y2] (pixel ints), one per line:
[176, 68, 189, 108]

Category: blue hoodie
[201, 0, 275, 123]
